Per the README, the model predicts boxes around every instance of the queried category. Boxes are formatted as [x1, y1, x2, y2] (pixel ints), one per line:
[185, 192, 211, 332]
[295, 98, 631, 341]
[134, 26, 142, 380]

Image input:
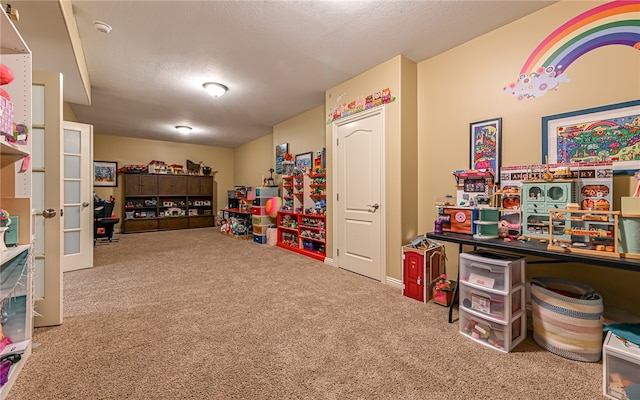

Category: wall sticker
[505, 1, 640, 100]
[326, 88, 395, 124]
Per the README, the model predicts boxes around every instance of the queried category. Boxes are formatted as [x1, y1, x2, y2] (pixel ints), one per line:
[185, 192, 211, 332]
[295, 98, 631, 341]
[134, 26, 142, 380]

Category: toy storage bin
[253, 234, 268, 244]
[459, 309, 526, 353]
[459, 284, 524, 322]
[459, 251, 525, 293]
[603, 331, 640, 399]
[252, 206, 267, 216]
[531, 277, 603, 362]
[255, 187, 279, 198]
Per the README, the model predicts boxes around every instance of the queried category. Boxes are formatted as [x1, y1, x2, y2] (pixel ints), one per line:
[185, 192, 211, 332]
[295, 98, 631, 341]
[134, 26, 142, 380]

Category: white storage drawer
[459, 251, 525, 293]
[603, 331, 640, 399]
[459, 283, 524, 323]
[459, 309, 526, 353]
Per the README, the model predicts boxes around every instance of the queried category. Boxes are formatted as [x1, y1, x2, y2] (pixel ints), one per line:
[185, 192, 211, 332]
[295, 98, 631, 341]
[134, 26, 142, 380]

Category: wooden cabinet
[122, 174, 216, 233]
[187, 176, 213, 195]
[158, 175, 186, 195]
[124, 174, 158, 195]
[0, 11, 33, 397]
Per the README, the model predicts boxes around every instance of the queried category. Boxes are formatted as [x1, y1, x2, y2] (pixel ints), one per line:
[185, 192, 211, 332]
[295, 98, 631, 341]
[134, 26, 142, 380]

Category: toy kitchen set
[435, 161, 625, 256]
[435, 169, 499, 240]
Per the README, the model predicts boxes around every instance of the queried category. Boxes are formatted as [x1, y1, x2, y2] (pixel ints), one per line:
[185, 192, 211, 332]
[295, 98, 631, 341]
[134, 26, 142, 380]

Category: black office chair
[94, 200, 119, 245]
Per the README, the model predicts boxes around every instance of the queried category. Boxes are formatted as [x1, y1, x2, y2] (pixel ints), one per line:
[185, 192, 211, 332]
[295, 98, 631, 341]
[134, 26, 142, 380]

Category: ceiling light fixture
[202, 82, 228, 97]
[93, 21, 112, 34]
[175, 125, 192, 134]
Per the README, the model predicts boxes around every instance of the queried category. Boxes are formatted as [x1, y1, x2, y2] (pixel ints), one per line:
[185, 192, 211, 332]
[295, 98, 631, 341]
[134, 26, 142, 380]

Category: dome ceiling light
[202, 82, 228, 97]
[175, 125, 192, 134]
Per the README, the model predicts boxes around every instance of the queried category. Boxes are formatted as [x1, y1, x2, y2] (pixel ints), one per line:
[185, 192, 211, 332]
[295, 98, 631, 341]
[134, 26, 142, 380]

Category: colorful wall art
[542, 100, 640, 173]
[505, 1, 640, 100]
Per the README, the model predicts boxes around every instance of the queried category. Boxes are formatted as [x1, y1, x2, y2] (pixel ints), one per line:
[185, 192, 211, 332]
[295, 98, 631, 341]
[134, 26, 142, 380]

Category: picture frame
[93, 161, 118, 187]
[470, 118, 502, 182]
[275, 143, 289, 174]
[295, 152, 313, 172]
[542, 100, 640, 174]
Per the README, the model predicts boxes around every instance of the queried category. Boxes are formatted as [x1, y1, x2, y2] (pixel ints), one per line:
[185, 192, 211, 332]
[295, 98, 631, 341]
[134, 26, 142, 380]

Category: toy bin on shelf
[603, 331, 640, 399]
[401, 244, 444, 303]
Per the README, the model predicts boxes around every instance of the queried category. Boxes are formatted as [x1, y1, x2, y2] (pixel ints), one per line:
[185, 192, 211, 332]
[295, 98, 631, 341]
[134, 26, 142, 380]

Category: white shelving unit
[458, 251, 526, 353]
[0, 10, 33, 399]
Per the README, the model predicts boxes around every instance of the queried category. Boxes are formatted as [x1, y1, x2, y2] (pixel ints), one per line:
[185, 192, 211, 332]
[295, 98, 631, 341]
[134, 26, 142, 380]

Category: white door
[62, 121, 93, 272]
[32, 71, 63, 327]
[334, 108, 385, 281]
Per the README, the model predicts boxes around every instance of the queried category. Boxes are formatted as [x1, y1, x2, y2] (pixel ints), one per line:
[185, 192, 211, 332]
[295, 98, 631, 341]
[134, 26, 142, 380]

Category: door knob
[367, 203, 380, 213]
[82, 201, 90, 207]
[42, 209, 57, 218]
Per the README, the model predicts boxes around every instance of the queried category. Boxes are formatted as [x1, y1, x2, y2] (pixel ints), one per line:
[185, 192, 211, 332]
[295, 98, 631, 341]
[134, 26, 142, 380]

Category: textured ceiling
[10, 1, 555, 148]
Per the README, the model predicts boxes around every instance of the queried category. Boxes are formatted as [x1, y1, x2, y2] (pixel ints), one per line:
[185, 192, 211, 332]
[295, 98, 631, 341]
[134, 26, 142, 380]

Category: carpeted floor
[8, 228, 606, 399]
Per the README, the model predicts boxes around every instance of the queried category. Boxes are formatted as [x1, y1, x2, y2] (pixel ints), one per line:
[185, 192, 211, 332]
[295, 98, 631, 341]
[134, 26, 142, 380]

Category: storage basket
[530, 277, 604, 362]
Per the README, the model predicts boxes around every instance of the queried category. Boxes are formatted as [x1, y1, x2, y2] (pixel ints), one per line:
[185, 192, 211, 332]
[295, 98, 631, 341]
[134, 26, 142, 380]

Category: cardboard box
[621, 197, 640, 215]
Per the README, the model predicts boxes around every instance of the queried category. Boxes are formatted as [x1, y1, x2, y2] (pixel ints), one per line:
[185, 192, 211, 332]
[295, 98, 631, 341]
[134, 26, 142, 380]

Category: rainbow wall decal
[505, 1, 640, 100]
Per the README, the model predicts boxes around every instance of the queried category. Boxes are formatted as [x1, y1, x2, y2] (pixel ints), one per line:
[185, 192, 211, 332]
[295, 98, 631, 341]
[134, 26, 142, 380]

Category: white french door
[333, 108, 386, 281]
[32, 71, 63, 327]
[62, 121, 93, 272]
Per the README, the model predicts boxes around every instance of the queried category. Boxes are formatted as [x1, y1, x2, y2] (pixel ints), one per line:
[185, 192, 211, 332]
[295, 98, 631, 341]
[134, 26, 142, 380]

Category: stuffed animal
[0, 64, 14, 100]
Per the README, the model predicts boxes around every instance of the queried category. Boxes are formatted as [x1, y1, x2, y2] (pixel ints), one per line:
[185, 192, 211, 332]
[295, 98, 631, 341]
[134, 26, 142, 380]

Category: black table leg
[448, 243, 464, 323]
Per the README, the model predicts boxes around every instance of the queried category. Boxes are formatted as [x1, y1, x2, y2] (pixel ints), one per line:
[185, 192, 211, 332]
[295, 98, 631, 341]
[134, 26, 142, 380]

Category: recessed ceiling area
[9, 1, 556, 148]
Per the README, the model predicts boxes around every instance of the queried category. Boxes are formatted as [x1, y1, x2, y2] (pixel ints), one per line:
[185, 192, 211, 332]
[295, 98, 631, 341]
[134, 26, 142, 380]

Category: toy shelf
[548, 209, 620, 258]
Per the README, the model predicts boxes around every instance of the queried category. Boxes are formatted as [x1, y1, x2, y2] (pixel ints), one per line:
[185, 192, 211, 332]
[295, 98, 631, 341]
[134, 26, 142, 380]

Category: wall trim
[324, 257, 335, 267]
[386, 276, 402, 290]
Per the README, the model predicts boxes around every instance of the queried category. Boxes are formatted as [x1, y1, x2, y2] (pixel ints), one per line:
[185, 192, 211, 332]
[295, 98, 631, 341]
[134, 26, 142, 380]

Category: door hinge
[337, 248, 339, 256]
[336, 138, 339, 146]
[336, 193, 339, 201]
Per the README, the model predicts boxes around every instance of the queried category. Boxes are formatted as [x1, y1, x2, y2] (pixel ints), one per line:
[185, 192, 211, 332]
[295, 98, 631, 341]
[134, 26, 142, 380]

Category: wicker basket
[531, 277, 604, 362]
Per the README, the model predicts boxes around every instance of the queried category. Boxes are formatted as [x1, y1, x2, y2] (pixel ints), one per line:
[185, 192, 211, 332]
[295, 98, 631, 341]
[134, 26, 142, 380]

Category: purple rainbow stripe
[520, 1, 640, 74]
[550, 32, 640, 74]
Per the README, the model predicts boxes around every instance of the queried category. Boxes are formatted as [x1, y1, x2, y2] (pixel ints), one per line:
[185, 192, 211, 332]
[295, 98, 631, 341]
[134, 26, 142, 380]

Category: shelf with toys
[0, 9, 33, 397]
[547, 208, 620, 258]
[277, 166, 327, 261]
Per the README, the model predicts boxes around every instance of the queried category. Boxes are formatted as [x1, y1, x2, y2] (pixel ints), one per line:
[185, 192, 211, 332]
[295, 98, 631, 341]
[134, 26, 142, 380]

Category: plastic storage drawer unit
[459, 284, 523, 322]
[603, 331, 640, 399]
[459, 250, 525, 293]
[459, 309, 525, 353]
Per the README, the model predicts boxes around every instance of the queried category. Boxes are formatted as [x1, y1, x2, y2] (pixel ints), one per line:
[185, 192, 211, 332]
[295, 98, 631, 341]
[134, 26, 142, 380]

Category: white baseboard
[386, 276, 402, 290]
[324, 257, 335, 267]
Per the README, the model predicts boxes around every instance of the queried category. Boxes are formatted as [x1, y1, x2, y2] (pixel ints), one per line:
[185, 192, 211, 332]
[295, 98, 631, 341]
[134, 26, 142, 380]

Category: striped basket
[530, 277, 604, 362]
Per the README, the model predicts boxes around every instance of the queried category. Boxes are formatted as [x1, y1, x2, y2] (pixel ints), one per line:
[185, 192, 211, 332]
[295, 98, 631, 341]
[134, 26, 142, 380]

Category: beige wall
[272, 105, 326, 181]
[234, 133, 274, 187]
[235, 105, 326, 188]
[418, 0, 640, 314]
[93, 134, 234, 225]
[325, 55, 418, 281]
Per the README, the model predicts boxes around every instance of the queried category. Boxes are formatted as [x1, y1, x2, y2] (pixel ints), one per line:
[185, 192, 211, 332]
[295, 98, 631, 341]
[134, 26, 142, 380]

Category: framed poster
[470, 118, 502, 180]
[542, 100, 640, 174]
[275, 143, 288, 174]
[93, 161, 118, 187]
[295, 152, 313, 172]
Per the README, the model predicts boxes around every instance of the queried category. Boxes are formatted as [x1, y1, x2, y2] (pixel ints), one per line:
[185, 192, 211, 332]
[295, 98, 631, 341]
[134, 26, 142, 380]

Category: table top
[221, 208, 253, 214]
[426, 231, 640, 272]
